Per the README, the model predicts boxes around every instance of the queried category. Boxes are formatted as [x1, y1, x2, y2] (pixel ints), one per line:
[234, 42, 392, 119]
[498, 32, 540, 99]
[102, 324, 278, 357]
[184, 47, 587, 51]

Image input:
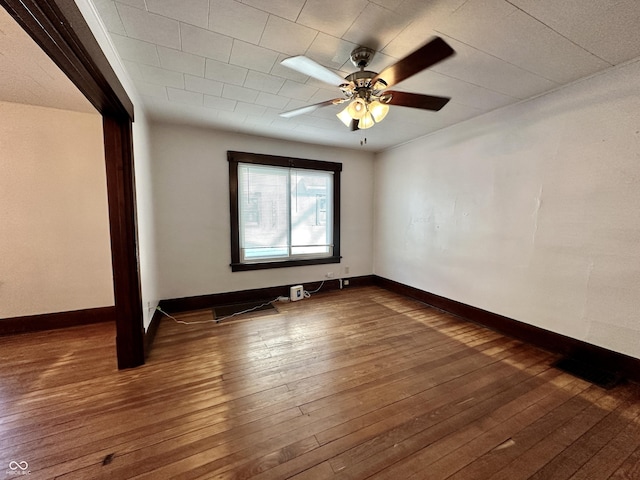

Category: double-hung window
[228, 151, 341, 271]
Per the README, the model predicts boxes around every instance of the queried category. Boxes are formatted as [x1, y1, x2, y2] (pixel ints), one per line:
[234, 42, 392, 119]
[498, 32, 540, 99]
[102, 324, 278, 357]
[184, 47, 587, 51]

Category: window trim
[228, 151, 341, 272]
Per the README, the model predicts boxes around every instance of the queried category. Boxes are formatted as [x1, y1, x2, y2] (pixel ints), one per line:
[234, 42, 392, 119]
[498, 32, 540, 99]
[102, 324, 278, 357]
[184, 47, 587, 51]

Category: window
[228, 151, 341, 271]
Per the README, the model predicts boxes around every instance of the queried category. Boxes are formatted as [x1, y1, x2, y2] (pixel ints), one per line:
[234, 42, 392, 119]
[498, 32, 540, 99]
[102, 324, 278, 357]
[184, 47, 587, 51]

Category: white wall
[151, 123, 375, 300]
[132, 110, 160, 328]
[78, 0, 160, 329]
[0, 101, 113, 318]
[375, 59, 640, 359]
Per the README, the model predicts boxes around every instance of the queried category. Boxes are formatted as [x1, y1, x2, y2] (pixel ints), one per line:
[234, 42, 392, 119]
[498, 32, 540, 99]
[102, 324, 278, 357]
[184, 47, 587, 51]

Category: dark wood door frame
[1, 0, 145, 368]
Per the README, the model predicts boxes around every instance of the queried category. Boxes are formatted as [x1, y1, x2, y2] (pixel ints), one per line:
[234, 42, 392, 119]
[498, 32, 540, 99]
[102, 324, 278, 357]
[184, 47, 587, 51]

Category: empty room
[1, 0, 640, 478]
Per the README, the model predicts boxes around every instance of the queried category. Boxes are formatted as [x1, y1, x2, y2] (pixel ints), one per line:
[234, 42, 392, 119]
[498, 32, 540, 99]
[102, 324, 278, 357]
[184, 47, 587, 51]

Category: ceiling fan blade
[280, 98, 346, 118]
[384, 91, 450, 111]
[281, 56, 347, 87]
[371, 37, 454, 89]
[350, 119, 359, 131]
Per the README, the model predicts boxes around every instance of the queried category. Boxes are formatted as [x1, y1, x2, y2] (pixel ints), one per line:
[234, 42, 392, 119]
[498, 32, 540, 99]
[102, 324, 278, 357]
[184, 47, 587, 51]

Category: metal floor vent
[553, 357, 622, 390]
[213, 301, 276, 321]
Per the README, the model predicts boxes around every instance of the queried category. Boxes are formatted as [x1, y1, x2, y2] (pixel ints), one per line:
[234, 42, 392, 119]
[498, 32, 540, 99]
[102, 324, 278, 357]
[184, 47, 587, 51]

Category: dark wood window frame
[228, 151, 342, 272]
[1, 0, 145, 368]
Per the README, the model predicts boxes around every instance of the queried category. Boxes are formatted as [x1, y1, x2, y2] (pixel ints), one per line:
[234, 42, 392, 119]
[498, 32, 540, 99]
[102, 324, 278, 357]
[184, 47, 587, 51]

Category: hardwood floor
[1, 286, 640, 479]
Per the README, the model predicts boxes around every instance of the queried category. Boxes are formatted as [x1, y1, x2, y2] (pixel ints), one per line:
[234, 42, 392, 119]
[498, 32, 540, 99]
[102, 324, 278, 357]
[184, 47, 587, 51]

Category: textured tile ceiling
[90, 1, 640, 150]
[0, 8, 95, 114]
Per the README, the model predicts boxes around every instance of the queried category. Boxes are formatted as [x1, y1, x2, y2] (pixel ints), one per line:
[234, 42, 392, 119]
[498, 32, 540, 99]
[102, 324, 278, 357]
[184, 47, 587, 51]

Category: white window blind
[238, 163, 333, 263]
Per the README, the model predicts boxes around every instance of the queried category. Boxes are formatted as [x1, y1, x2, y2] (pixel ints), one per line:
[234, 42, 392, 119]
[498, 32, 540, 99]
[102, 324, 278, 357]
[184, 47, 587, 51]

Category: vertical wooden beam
[103, 115, 145, 369]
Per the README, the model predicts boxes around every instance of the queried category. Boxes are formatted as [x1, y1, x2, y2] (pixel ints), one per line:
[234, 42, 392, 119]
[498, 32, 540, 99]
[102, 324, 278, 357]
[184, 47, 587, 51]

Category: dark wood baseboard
[159, 275, 375, 313]
[343, 275, 375, 289]
[374, 276, 640, 384]
[144, 307, 163, 358]
[0, 306, 115, 336]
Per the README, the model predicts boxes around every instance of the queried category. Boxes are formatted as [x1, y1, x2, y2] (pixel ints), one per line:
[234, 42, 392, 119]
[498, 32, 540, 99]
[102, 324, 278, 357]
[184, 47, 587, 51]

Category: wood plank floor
[1, 286, 640, 479]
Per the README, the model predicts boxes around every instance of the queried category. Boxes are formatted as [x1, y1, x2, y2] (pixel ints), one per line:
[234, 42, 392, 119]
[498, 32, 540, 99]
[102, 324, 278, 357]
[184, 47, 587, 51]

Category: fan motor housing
[350, 46, 375, 68]
[345, 70, 387, 93]
[346, 70, 376, 87]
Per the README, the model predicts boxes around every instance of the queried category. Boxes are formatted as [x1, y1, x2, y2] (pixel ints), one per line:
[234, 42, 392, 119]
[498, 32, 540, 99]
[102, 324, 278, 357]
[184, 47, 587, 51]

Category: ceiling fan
[279, 37, 455, 131]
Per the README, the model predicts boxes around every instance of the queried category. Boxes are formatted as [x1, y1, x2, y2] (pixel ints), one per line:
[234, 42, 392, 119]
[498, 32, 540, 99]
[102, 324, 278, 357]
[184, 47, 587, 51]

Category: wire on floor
[156, 280, 325, 325]
[156, 298, 279, 325]
[304, 280, 325, 297]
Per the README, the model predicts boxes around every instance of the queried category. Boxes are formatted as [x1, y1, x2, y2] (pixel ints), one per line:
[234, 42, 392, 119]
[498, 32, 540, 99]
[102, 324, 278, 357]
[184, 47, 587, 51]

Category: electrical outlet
[344, 279, 350, 286]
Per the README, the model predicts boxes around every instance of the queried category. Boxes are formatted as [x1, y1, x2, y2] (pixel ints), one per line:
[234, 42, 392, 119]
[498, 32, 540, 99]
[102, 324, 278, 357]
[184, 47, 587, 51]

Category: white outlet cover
[290, 285, 304, 301]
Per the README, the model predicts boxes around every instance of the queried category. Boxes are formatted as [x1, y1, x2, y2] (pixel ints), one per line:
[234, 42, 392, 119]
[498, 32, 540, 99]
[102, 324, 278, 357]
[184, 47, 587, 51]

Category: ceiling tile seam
[279, 84, 321, 103]
[434, 30, 561, 87]
[377, 22, 414, 60]
[372, 4, 412, 53]
[203, 10, 311, 50]
[450, 0, 472, 16]
[241, 72, 284, 95]
[302, 30, 321, 59]
[221, 83, 263, 103]
[176, 22, 234, 63]
[293, 0, 309, 23]
[115, 1, 129, 37]
[270, 69, 309, 84]
[122, 1, 212, 34]
[255, 13, 272, 51]
[112, 34, 162, 67]
[115, 0, 145, 12]
[503, 0, 613, 67]
[145, 58, 205, 79]
[329, 1, 370, 44]
[230, 39, 281, 72]
[229, 38, 239, 68]
[425, 67, 521, 101]
[252, 12, 316, 38]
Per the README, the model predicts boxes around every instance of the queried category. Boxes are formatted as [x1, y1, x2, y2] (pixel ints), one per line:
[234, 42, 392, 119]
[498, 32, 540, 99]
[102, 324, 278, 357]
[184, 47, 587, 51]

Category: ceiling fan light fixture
[346, 98, 367, 119]
[369, 100, 389, 123]
[336, 106, 353, 127]
[359, 112, 375, 129]
[278, 37, 456, 134]
[339, 98, 386, 129]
